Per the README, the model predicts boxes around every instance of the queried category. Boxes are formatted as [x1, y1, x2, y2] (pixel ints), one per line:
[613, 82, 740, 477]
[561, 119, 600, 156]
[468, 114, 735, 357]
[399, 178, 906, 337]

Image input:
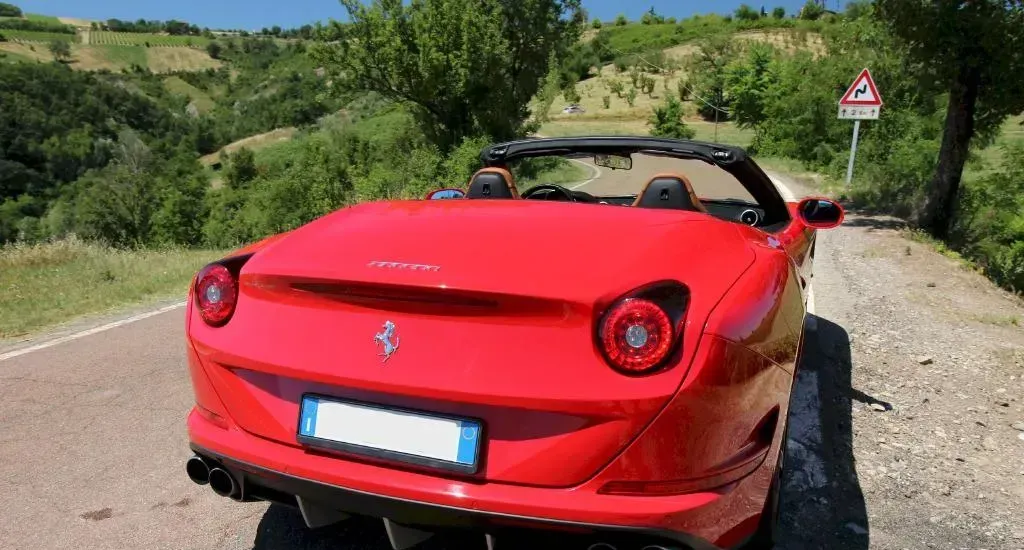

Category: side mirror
[425, 188, 466, 200]
[797, 198, 844, 229]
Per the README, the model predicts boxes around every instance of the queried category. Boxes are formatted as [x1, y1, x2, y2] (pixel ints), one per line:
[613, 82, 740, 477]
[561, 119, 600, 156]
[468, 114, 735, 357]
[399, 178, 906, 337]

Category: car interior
[459, 154, 771, 230]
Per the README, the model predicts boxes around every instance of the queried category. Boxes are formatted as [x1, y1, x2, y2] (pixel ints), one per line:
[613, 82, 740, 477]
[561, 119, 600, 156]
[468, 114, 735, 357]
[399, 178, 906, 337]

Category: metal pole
[845, 119, 861, 185]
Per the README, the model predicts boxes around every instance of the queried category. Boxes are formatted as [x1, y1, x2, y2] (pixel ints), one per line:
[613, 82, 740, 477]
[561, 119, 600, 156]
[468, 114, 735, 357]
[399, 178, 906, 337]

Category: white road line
[568, 159, 602, 190]
[0, 302, 186, 362]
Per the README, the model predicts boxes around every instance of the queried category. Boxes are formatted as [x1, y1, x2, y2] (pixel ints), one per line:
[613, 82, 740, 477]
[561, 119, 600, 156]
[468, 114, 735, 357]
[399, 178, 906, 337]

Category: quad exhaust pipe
[186, 455, 241, 500]
[186, 455, 210, 485]
[208, 467, 238, 498]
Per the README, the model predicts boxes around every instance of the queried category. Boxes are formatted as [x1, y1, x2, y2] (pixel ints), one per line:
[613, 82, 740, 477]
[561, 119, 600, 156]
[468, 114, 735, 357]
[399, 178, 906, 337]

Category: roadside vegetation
[0, 237, 225, 338]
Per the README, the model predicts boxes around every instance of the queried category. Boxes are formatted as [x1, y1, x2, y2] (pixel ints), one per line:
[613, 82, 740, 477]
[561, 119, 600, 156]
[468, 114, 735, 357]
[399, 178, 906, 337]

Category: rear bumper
[193, 445, 738, 550]
[188, 409, 768, 550]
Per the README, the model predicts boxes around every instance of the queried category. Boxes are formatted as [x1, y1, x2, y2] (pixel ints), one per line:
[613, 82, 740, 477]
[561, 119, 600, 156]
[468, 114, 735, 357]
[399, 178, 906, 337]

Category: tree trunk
[921, 64, 980, 239]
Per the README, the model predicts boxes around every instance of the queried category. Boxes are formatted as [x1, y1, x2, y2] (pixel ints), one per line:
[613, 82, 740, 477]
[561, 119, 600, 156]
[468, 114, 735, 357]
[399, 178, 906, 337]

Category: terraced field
[91, 31, 210, 48]
[0, 29, 78, 43]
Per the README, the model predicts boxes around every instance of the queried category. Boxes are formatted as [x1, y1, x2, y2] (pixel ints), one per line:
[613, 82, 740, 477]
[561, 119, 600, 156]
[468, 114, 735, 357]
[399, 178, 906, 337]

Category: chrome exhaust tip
[185, 455, 210, 485]
[208, 467, 237, 498]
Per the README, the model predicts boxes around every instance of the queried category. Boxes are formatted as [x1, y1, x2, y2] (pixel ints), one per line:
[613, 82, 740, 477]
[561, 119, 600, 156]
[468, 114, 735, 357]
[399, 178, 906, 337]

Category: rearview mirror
[797, 198, 844, 229]
[425, 188, 466, 200]
[593, 153, 632, 171]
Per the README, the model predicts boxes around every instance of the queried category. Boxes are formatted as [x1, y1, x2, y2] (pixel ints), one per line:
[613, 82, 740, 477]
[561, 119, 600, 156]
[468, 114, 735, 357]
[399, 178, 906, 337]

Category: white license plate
[297, 395, 482, 473]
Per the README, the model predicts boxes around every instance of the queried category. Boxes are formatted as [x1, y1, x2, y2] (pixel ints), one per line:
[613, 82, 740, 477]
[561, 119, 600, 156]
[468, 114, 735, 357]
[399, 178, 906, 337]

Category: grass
[0, 237, 227, 338]
[902, 228, 982, 273]
[94, 45, 147, 68]
[1, 29, 78, 43]
[24, 13, 62, 24]
[164, 75, 216, 113]
[145, 47, 221, 72]
[199, 127, 298, 167]
[0, 48, 32, 63]
[963, 114, 1024, 181]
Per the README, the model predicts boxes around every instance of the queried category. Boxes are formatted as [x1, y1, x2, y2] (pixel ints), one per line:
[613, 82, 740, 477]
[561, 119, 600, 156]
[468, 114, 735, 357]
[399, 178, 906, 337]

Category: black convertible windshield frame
[480, 136, 792, 228]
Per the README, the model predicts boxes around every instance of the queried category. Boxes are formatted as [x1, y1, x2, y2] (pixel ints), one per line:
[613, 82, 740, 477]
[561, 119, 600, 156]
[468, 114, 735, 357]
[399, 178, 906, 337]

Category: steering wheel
[521, 184, 576, 202]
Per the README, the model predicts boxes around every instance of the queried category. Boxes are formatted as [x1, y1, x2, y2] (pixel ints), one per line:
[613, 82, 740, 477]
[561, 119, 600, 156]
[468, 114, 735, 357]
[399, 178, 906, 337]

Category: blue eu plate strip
[455, 421, 480, 465]
[299, 396, 319, 436]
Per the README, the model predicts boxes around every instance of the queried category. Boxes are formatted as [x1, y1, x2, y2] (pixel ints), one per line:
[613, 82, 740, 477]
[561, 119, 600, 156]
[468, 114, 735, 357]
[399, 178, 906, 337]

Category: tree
[48, 40, 71, 63]
[591, 18, 602, 29]
[641, 7, 664, 25]
[313, 0, 584, 151]
[648, 95, 696, 139]
[875, 0, 1024, 238]
[615, 13, 628, 26]
[772, 6, 786, 18]
[0, 2, 21, 17]
[687, 36, 737, 120]
[225, 147, 257, 189]
[735, 4, 760, 21]
[799, 0, 824, 20]
[724, 42, 778, 128]
[206, 41, 222, 59]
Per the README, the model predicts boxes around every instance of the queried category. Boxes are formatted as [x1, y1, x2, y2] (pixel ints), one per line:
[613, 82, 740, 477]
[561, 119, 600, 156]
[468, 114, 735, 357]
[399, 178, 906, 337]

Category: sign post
[838, 68, 883, 185]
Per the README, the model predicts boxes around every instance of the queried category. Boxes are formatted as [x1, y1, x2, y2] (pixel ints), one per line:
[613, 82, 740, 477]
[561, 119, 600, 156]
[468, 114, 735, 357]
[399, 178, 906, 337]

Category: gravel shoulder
[772, 171, 1024, 550]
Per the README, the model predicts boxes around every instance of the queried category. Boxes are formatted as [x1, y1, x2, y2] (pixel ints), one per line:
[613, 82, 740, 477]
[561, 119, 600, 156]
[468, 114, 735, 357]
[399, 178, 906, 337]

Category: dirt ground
[774, 172, 1024, 550]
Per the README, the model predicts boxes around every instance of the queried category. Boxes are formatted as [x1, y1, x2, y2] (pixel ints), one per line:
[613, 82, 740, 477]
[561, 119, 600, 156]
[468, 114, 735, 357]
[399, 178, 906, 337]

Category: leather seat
[632, 173, 707, 213]
[466, 168, 519, 199]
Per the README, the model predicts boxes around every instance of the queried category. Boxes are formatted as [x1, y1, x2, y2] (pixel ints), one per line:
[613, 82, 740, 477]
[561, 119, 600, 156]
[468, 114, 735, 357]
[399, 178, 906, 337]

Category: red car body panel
[184, 139, 840, 549]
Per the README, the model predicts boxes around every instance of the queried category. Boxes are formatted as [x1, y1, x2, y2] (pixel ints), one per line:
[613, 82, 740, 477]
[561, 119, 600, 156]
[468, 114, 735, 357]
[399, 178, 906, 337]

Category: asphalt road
[0, 163, 807, 550]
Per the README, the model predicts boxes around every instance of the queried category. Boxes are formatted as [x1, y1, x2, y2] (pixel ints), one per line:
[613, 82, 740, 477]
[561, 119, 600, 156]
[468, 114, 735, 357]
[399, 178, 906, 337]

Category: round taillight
[195, 264, 238, 326]
[600, 298, 673, 374]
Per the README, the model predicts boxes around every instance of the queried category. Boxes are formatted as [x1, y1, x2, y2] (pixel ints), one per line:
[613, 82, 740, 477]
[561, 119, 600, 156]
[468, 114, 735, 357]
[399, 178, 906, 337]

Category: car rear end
[183, 200, 797, 549]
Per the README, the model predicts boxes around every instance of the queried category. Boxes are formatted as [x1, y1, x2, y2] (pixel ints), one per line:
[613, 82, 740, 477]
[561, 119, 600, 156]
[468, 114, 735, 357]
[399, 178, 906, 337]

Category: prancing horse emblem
[374, 321, 400, 363]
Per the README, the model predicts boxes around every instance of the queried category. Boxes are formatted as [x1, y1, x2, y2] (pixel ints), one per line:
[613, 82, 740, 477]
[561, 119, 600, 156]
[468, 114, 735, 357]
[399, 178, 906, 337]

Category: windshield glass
[509, 153, 756, 204]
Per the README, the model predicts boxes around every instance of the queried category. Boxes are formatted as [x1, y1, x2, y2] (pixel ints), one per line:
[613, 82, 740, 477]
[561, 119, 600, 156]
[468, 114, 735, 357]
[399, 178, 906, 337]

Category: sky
[15, 0, 832, 31]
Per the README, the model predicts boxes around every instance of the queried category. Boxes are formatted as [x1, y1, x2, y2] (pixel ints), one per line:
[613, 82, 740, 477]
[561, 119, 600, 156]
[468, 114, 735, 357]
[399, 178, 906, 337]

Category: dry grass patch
[0, 42, 51, 62]
[199, 127, 298, 166]
[58, 17, 94, 28]
[146, 47, 222, 73]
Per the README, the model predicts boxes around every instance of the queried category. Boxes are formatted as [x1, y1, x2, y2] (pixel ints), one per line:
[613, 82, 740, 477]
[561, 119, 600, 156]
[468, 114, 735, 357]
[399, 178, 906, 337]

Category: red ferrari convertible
[184, 137, 843, 550]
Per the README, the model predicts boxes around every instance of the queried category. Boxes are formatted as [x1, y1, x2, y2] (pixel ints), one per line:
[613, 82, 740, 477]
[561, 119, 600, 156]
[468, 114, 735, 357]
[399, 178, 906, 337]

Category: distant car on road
[562, 103, 586, 114]
[183, 136, 844, 550]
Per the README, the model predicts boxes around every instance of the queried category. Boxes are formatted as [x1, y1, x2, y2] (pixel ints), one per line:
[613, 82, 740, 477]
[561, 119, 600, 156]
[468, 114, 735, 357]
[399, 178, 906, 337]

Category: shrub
[602, 95, 611, 108]
[615, 14, 628, 26]
[772, 6, 786, 19]
[626, 87, 637, 107]
[799, 0, 824, 20]
[735, 4, 760, 21]
[648, 95, 696, 139]
[591, 18, 602, 29]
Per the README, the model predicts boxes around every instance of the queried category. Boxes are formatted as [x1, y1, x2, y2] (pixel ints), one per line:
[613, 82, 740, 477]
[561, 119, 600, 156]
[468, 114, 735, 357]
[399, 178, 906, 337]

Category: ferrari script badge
[374, 321, 400, 363]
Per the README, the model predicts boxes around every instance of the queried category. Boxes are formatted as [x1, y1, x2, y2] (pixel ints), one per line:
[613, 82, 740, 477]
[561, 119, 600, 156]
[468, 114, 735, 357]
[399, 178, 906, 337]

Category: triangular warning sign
[839, 68, 883, 107]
